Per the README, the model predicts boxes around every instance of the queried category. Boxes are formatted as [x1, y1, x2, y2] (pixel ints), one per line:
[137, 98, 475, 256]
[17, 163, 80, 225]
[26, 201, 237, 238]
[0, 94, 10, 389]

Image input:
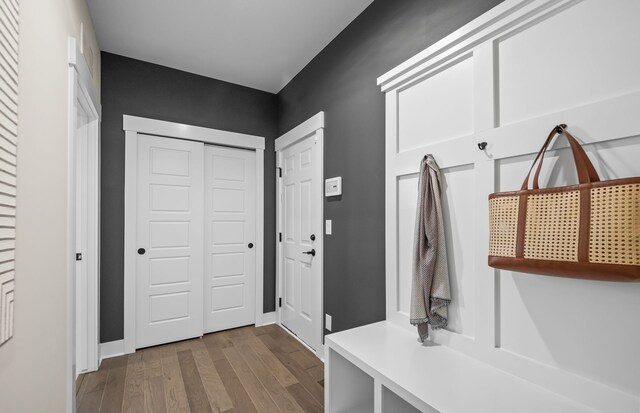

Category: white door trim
[274, 112, 324, 152]
[68, 36, 101, 411]
[275, 111, 324, 359]
[123, 115, 265, 354]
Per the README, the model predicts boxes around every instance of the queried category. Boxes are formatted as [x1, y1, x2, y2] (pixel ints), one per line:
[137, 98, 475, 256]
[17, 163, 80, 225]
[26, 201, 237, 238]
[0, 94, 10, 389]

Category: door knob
[303, 249, 316, 257]
[137, 248, 146, 255]
[248, 243, 254, 249]
[310, 234, 316, 241]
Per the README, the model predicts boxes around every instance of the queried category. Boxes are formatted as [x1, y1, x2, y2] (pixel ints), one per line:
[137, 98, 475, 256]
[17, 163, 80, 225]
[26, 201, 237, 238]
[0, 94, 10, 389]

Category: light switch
[325, 220, 332, 235]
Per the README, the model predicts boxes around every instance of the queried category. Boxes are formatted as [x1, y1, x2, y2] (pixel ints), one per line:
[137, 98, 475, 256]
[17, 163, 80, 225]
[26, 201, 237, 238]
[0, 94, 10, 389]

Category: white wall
[382, 0, 640, 411]
[0, 0, 99, 411]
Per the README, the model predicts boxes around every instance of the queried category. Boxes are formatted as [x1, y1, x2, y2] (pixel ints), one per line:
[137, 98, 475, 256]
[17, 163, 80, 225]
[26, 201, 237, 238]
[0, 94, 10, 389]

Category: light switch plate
[325, 314, 332, 331]
[325, 220, 332, 235]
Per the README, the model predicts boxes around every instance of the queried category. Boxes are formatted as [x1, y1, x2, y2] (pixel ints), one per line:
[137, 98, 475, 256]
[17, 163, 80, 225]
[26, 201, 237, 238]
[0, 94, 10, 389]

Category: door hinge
[279, 297, 282, 308]
[277, 167, 282, 178]
[279, 232, 282, 242]
[76, 253, 82, 261]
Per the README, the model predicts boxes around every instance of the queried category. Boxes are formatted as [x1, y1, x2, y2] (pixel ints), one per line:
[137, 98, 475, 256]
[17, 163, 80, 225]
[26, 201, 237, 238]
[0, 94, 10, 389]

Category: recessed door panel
[285, 258, 295, 309]
[150, 148, 190, 176]
[149, 221, 190, 248]
[150, 292, 189, 323]
[300, 262, 312, 320]
[149, 256, 190, 285]
[211, 284, 244, 311]
[211, 253, 244, 278]
[204, 145, 256, 333]
[212, 155, 245, 181]
[212, 188, 245, 212]
[300, 180, 312, 247]
[212, 221, 245, 245]
[150, 184, 190, 211]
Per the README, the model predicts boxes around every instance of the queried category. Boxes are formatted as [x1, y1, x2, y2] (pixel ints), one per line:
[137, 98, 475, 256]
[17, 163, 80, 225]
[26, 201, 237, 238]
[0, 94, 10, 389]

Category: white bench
[325, 321, 596, 413]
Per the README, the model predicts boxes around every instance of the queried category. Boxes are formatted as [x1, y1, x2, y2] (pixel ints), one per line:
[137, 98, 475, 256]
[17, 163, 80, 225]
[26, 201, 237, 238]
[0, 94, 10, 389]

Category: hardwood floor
[76, 324, 324, 413]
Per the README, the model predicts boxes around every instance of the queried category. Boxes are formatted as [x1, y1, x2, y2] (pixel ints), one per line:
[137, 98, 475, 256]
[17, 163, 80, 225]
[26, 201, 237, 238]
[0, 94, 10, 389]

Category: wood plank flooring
[76, 324, 324, 413]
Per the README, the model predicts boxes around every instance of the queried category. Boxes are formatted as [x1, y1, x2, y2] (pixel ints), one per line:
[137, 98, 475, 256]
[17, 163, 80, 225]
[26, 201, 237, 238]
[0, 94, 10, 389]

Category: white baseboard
[99, 339, 125, 365]
[257, 311, 277, 326]
[278, 322, 325, 363]
[100, 312, 277, 365]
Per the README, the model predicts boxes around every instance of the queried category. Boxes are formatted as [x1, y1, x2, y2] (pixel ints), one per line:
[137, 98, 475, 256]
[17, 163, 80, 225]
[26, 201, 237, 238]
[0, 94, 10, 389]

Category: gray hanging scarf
[410, 155, 451, 342]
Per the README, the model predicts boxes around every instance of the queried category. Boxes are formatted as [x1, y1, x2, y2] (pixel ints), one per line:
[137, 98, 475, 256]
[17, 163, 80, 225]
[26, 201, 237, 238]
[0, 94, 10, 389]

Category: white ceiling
[88, 0, 374, 93]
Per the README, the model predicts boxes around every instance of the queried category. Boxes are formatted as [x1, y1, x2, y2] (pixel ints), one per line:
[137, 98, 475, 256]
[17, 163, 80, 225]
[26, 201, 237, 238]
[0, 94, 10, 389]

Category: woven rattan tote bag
[488, 125, 640, 281]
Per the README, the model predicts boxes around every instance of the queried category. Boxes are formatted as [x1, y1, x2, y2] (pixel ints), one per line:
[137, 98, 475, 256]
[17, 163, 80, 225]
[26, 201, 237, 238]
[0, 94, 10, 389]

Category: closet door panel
[204, 146, 256, 333]
[136, 134, 204, 349]
[497, 0, 640, 126]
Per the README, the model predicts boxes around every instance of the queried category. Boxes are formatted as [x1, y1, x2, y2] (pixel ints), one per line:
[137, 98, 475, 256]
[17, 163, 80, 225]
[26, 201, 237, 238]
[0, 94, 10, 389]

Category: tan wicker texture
[524, 191, 580, 261]
[590, 184, 640, 266]
[489, 196, 519, 257]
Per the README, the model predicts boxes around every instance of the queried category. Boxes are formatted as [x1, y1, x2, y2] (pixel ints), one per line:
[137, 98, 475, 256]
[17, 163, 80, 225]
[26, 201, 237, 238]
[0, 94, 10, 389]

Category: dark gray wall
[100, 52, 278, 343]
[277, 0, 503, 335]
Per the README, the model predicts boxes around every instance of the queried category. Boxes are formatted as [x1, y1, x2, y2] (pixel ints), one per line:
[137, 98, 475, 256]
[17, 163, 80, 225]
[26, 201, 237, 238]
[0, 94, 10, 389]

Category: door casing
[68, 36, 101, 389]
[123, 115, 265, 354]
[275, 112, 325, 359]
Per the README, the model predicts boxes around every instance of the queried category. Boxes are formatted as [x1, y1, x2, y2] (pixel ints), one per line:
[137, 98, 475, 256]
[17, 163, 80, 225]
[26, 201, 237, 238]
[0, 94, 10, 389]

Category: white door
[136, 134, 204, 348]
[204, 145, 256, 333]
[280, 132, 323, 351]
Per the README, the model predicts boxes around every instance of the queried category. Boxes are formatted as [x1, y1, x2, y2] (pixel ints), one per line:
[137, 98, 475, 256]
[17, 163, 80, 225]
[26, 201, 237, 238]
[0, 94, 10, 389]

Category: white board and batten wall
[326, 1, 640, 412]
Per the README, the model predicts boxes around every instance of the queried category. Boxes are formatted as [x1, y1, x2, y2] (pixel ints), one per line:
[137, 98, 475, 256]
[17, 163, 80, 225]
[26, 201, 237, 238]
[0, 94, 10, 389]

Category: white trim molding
[275, 112, 325, 152]
[123, 115, 266, 354]
[69, 38, 100, 117]
[123, 115, 265, 150]
[257, 311, 277, 326]
[275, 112, 325, 360]
[99, 340, 125, 365]
[68, 36, 101, 413]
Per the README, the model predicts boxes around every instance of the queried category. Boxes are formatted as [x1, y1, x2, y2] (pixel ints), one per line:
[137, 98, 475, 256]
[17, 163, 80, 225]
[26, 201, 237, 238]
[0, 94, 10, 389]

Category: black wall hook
[478, 142, 487, 150]
[555, 124, 568, 134]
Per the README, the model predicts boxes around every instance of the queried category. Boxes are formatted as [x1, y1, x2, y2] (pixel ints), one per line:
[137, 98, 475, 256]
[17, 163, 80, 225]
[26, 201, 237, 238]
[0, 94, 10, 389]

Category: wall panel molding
[381, 0, 640, 411]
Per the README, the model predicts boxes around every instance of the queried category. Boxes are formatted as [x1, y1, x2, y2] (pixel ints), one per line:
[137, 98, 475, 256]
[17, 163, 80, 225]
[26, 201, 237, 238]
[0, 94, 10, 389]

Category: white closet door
[204, 145, 256, 333]
[280, 134, 322, 351]
[136, 134, 204, 348]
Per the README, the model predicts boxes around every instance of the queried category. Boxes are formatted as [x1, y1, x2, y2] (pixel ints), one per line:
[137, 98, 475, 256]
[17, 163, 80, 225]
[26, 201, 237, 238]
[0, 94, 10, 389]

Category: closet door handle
[303, 249, 316, 257]
[137, 248, 146, 255]
[248, 243, 254, 249]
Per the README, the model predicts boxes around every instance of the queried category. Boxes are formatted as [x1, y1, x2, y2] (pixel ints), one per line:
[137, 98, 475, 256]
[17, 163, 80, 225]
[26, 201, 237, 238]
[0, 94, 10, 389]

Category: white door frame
[123, 115, 265, 354]
[68, 37, 101, 410]
[275, 112, 324, 359]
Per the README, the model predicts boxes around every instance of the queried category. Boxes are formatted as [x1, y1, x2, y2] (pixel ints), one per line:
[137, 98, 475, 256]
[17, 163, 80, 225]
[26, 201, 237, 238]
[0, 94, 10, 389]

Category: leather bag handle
[532, 125, 600, 189]
[521, 125, 600, 190]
